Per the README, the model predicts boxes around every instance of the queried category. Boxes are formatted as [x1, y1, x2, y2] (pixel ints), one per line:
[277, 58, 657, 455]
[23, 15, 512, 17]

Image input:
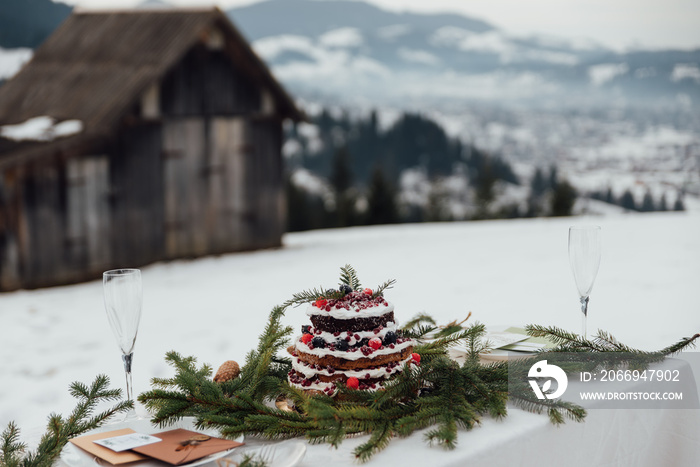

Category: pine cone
[214, 360, 240, 382]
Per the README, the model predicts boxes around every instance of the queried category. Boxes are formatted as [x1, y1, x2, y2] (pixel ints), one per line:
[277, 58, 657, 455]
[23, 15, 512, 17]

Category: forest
[284, 109, 580, 231]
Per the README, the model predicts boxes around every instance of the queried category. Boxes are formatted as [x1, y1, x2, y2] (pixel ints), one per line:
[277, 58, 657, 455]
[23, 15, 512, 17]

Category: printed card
[94, 432, 163, 452]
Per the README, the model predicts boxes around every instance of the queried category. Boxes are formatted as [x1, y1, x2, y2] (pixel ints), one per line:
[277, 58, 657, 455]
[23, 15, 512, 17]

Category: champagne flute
[568, 226, 601, 339]
[103, 269, 143, 419]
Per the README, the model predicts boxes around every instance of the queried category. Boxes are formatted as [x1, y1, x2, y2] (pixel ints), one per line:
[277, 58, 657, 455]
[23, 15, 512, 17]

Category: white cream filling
[294, 338, 413, 361]
[289, 379, 384, 393]
[292, 355, 412, 380]
[305, 301, 394, 320]
[304, 321, 399, 346]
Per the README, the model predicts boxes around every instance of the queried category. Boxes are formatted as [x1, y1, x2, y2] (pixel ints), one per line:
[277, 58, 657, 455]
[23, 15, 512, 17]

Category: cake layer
[291, 354, 411, 381]
[310, 311, 395, 333]
[289, 370, 390, 389]
[292, 340, 413, 370]
[305, 294, 393, 320]
[303, 321, 398, 347]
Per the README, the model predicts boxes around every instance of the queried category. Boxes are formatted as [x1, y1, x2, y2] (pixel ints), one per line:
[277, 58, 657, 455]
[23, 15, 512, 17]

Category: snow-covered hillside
[1, 212, 698, 436]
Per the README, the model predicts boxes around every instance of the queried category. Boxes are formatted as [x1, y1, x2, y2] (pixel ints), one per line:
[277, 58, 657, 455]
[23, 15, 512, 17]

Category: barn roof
[0, 7, 303, 163]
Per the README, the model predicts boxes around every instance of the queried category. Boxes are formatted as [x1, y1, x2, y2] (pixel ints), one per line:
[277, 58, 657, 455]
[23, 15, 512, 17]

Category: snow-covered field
[1, 212, 699, 437]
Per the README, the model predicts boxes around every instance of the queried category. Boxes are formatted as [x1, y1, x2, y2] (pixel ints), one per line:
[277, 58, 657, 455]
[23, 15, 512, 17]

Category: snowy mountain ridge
[229, 0, 700, 109]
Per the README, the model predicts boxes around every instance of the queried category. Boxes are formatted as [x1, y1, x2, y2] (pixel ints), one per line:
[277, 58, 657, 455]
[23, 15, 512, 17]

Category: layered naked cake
[288, 286, 416, 396]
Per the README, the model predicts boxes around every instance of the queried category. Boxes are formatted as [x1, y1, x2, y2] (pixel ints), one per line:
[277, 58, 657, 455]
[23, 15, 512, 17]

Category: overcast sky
[61, 0, 700, 52]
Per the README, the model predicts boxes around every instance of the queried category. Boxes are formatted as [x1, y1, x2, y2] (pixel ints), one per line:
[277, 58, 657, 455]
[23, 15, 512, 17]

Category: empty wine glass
[103, 269, 142, 419]
[568, 226, 601, 339]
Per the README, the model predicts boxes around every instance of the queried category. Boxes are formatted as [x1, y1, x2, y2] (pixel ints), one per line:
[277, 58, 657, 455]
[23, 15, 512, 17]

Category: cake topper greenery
[2, 265, 698, 466]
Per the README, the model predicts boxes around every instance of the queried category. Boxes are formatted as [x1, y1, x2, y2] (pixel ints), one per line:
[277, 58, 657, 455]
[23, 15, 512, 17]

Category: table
[54, 356, 700, 467]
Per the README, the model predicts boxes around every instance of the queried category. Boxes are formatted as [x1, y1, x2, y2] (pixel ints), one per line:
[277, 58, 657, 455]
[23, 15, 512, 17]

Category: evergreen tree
[531, 168, 547, 198]
[548, 165, 559, 191]
[673, 194, 685, 211]
[331, 146, 357, 227]
[640, 189, 655, 212]
[604, 187, 615, 204]
[285, 176, 332, 232]
[550, 180, 577, 216]
[474, 161, 496, 219]
[658, 193, 668, 211]
[286, 176, 309, 232]
[619, 190, 637, 211]
[366, 166, 398, 225]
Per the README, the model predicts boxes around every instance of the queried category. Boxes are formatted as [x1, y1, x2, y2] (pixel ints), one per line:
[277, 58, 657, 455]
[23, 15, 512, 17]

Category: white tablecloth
[54, 356, 700, 467]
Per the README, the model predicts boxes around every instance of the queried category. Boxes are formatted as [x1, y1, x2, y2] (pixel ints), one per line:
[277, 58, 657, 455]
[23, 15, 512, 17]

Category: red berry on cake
[315, 298, 327, 308]
[363, 288, 373, 295]
[411, 353, 421, 364]
[301, 334, 313, 344]
[347, 377, 359, 389]
[369, 337, 382, 350]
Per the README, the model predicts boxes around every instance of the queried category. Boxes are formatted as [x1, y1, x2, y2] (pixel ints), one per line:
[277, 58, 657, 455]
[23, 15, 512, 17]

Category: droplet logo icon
[528, 360, 568, 399]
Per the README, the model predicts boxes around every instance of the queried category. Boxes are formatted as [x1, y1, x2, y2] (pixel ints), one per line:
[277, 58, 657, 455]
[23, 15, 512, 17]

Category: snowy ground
[1, 212, 699, 438]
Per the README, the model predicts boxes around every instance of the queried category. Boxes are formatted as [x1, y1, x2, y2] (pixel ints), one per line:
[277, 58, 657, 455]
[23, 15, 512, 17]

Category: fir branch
[372, 279, 396, 298]
[656, 333, 700, 356]
[526, 324, 601, 352]
[338, 264, 362, 290]
[281, 287, 330, 309]
[1, 376, 131, 467]
[1, 423, 26, 467]
[401, 313, 437, 331]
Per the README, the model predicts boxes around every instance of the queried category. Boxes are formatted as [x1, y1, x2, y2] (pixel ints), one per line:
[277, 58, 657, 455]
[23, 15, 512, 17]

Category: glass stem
[122, 352, 134, 404]
[580, 296, 589, 338]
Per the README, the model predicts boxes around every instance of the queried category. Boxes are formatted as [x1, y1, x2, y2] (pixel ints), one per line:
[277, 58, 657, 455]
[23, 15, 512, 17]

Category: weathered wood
[163, 118, 207, 258]
[110, 123, 164, 268]
[0, 10, 299, 291]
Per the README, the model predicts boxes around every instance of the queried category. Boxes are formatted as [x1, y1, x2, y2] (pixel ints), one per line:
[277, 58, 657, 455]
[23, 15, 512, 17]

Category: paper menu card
[94, 433, 162, 452]
[69, 428, 149, 465]
[132, 429, 244, 465]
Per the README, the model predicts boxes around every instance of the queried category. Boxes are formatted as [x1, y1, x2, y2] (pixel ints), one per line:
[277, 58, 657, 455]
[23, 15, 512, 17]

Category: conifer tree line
[588, 186, 686, 212]
[284, 109, 580, 231]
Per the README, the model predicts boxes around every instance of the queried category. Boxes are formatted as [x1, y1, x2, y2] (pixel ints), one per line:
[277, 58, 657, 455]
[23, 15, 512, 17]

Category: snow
[318, 28, 364, 48]
[0, 116, 83, 142]
[671, 63, 700, 84]
[1, 213, 698, 437]
[588, 63, 629, 86]
[0, 47, 32, 80]
[253, 36, 390, 85]
[398, 48, 441, 66]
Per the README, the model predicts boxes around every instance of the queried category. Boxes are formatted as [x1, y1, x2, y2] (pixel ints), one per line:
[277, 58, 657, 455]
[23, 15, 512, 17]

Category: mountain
[228, 0, 700, 109]
[0, 0, 72, 49]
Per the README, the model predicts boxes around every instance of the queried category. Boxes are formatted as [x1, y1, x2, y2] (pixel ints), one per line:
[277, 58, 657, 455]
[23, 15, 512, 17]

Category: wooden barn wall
[247, 118, 284, 249]
[160, 44, 261, 117]
[162, 118, 208, 258]
[0, 152, 113, 290]
[0, 42, 289, 291]
[162, 115, 283, 259]
[110, 123, 165, 268]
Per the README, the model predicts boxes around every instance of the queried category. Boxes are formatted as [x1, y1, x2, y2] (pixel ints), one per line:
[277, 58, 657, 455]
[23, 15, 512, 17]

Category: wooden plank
[162, 119, 206, 257]
[82, 155, 111, 272]
[0, 169, 22, 290]
[111, 123, 164, 267]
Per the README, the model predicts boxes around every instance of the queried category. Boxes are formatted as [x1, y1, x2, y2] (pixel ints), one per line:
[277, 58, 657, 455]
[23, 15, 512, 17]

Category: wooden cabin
[0, 8, 303, 291]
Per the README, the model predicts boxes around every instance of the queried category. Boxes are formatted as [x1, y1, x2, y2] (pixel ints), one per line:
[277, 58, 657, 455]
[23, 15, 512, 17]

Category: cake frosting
[288, 286, 416, 396]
